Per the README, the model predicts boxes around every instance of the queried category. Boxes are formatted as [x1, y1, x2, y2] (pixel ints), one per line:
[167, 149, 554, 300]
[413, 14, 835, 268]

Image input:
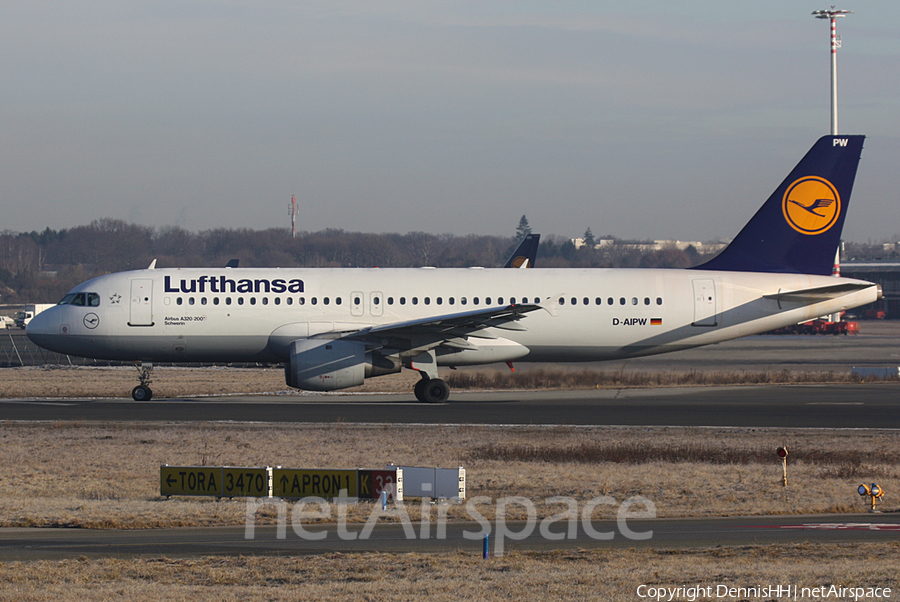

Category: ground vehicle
[14, 304, 54, 329]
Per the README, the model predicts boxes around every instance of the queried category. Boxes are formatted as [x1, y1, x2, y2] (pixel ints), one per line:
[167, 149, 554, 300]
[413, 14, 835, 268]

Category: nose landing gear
[132, 362, 153, 401]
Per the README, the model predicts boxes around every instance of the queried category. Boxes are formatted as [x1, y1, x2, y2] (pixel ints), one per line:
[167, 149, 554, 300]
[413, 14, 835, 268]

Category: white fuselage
[26, 267, 880, 365]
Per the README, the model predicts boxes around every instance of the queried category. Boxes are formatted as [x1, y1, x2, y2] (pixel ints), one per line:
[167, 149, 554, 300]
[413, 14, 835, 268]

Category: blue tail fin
[693, 135, 864, 275]
[504, 233, 540, 268]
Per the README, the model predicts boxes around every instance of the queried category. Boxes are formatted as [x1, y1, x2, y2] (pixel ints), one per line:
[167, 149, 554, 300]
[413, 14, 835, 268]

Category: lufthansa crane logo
[782, 176, 841, 235]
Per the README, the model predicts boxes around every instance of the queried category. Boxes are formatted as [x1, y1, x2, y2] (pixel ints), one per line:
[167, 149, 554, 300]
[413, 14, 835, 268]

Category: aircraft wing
[763, 281, 876, 304]
[334, 303, 546, 351]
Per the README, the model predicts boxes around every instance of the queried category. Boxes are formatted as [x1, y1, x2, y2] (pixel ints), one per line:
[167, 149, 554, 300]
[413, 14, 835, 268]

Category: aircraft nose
[26, 307, 62, 350]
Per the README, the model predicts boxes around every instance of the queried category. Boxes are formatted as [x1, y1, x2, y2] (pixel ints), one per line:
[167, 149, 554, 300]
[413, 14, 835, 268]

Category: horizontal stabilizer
[763, 281, 875, 304]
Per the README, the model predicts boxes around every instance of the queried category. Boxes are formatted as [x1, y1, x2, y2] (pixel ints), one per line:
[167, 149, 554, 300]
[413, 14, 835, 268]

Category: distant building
[570, 238, 726, 254]
[842, 262, 900, 318]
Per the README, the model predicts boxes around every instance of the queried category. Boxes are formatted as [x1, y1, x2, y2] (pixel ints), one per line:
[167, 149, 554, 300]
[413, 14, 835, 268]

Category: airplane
[27, 135, 880, 403]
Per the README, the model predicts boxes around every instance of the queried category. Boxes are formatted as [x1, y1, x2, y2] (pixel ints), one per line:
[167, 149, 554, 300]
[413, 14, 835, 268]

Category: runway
[2, 384, 899, 428]
[2, 513, 898, 561]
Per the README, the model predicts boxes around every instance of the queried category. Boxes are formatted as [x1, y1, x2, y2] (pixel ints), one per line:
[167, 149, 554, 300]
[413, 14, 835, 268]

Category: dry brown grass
[0, 544, 897, 602]
[1, 365, 890, 400]
[0, 423, 897, 528]
[446, 367, 874, 389]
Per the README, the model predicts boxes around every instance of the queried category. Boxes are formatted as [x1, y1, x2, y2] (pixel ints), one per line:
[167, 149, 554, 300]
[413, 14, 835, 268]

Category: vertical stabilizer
[693, 135, 864, 275]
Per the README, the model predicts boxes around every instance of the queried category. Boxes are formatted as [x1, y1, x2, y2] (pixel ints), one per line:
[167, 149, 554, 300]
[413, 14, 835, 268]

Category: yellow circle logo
[782, 176, 841, 235]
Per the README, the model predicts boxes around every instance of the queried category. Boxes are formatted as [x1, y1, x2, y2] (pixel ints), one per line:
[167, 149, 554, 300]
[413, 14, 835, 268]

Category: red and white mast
[812, 7, 852, 136]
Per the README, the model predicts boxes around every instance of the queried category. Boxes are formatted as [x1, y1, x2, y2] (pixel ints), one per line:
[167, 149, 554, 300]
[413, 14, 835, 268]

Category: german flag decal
[650, 318, 663, 326]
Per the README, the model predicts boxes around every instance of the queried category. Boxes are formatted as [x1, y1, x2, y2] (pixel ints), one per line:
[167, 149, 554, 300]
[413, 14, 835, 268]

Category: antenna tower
[290, 195, 298, 238]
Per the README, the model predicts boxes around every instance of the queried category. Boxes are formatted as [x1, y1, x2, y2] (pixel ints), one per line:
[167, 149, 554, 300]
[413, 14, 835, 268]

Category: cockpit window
[57, 292, 100, 306]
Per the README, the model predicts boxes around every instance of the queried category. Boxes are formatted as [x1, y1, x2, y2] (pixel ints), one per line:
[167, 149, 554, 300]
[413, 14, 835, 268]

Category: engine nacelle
[285, 339, 366, 391]
[284, 339, 400, 391]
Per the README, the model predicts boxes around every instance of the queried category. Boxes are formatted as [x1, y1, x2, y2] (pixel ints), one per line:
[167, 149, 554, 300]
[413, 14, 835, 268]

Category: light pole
[812, 7, 852, 135]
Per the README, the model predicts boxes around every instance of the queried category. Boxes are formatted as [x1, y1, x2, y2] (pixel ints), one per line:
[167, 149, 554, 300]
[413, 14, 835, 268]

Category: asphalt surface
[2, 385, 898, 428]
[2, 514, 898, 560]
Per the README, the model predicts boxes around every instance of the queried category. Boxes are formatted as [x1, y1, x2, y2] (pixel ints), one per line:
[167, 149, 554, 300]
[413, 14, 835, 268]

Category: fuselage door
[691, 279, 717, 327]
[129, 278, 154, 327]
[351, 292, 364, 317]
[370, 292, 383, 317]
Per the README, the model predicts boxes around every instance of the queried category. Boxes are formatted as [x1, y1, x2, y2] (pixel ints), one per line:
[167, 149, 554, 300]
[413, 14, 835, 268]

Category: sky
[2, 1, 898, 243]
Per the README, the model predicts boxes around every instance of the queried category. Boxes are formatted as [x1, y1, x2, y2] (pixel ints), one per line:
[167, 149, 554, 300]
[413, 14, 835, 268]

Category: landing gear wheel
[420, 378, 450, 403]
[132, 385, 153, 402]
[414, 378, 429, 403]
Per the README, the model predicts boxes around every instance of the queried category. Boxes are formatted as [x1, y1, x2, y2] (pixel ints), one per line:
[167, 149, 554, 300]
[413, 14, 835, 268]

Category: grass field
[1, 544, 897, 601]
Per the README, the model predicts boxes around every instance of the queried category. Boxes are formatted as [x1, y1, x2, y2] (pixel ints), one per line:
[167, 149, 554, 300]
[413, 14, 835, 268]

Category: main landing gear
[414, 375, 450, 403]
[409, 349, 450, 403]
[132, 362, 153, 401]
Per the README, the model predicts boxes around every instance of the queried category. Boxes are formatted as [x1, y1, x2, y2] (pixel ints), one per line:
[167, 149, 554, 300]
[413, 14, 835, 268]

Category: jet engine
[284, 339, 399, 391]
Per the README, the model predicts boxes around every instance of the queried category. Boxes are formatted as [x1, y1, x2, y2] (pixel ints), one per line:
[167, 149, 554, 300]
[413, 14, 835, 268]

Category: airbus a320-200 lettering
[28, 136, 881, 403]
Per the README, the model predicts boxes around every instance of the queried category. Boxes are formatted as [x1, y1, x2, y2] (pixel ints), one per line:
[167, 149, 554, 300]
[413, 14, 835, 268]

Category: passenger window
[226, 298, 232, 305]
[311, 298, 317, 305]
[400, 297, 406, 305]
[286, 298, 293, 305]
[323, 298, 330, 305]
[354, 296, 361, 305]
[387, 297, 394, 305]
[177, 298, 183, 306]
[657, 297, 663, 305]
[619, 298, 626, 305]
[299, 297, 305, 305]
[473, 297, 479, 305]
[644, 297, 650, 305]
[424, 297, 431, 305]
[238, 298, 244, 305]
[250, 298, 257, 306]
[570, 297, 576, 306]
[608, 297, 614, 305]
[372, 297, 378, 305]
[436, 297, 442, 305]
[201, 297, 208, 305]
[449, 297, 455, 305]
[583, 298, 589, 305]
[335, 297, 342, 305]
[632, 297, 638, 305]
[461, 297, 467, 305]
[595, 298, 602, 305]
[214, 297, 220, 305]
[274, 298, 281, 305]
[189, 298, 196, 306]
[412, 297, 418, 305]
[261, 298, 268, 305]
